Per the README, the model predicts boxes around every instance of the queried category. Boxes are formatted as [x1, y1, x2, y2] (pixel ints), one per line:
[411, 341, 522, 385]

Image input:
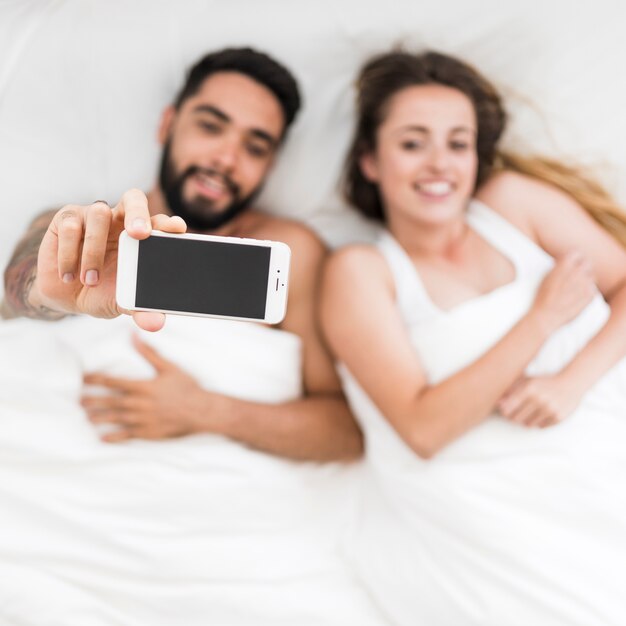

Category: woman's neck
[387, 211, 469, 261]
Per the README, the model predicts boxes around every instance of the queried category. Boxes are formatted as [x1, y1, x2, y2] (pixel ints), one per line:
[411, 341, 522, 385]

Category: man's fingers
[113, 189, 151, 239]
[131, 311, 166, 332]
[83, 372, 143, 392]
[112, 189, 186, 240]
[86, 407, 139, 423]
[151, 214, 187, 233]
[131, 334, 173, 372]
[101, 428, 134, 443]
[100, 427, 160, 443]
[81, 393, 144, 412]
[80, 201, 113, 286]
[115, 306, 166, 332]
[54, 206, 85, 281]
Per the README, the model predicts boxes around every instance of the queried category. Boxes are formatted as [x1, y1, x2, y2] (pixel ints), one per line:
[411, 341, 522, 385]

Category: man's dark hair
[174, 47, 301, 136]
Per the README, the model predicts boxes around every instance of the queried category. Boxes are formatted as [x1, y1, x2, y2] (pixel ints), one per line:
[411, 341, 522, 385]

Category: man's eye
[199, 121, 221, 133]
[246, 143, 269, 158]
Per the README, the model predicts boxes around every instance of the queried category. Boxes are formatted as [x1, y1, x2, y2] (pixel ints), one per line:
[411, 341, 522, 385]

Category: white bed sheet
[0, 315, 387, 625]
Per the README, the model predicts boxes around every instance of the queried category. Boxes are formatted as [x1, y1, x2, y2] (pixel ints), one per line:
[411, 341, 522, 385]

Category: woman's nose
[425, 144, 450, 171]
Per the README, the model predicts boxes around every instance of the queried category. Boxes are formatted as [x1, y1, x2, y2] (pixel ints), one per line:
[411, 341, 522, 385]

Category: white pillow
[1, 0, 624, 299]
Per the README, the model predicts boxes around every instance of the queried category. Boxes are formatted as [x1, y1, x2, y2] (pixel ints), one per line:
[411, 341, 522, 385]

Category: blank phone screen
[135, 236, 270, 319]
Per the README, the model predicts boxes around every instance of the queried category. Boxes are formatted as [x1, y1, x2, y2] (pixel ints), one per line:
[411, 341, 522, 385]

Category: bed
[1, 0, 625, 623]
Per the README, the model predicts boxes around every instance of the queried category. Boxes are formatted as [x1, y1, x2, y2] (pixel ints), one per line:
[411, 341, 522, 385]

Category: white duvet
[340, 203, 626, 625]
[0, 316, 385, 626]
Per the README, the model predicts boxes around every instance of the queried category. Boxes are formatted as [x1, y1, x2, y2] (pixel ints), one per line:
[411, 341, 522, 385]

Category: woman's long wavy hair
[343, 50, 626, 246]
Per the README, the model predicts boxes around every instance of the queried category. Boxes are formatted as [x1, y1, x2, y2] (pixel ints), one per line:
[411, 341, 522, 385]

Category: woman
[321, 50, 626, 625]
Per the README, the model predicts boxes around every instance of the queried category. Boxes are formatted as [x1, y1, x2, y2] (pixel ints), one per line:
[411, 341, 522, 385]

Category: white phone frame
[116, 230, 291, 324]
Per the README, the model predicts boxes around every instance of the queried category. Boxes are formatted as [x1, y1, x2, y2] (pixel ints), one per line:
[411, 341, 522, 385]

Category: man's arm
[2, 192, 185, 330]
[2, 209, 65, 320]
[82, 221, 364, 462]
[234, 222, 363, 461]
[209, 225, 363, 461]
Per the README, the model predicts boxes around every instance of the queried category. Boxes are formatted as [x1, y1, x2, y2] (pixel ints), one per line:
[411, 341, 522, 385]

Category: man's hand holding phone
[35, 189, 186, 331]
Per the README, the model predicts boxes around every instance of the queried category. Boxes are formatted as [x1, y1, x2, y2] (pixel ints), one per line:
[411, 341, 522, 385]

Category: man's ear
[359, 151, 380, 183]
[157, 106, 176, 145]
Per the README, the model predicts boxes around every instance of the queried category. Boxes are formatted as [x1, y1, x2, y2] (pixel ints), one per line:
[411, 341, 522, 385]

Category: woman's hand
[528, 251, 596, 336]
[496, 373, 584, 428]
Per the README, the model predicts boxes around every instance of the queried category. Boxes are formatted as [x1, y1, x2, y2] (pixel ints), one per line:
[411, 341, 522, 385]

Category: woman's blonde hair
[344, 49, 626, 246]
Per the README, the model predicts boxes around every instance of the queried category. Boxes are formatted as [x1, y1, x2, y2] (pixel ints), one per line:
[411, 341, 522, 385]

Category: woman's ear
[157, 106, 176, 145]
[359, 151, 380, 183]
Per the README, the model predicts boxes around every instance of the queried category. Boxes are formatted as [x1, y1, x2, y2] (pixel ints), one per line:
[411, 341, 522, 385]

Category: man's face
[158, 71, 285, 230]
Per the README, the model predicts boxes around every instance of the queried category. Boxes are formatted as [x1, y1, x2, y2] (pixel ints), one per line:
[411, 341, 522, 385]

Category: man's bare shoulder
[243, 211, 327, 261]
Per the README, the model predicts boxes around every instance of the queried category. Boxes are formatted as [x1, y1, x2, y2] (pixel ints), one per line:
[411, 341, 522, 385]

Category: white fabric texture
[0, 316, 385, 626]
[339, 200, 626, 625]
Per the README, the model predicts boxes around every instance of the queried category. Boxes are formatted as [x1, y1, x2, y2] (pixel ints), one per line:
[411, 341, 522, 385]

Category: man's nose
[211, 136, 239, 172]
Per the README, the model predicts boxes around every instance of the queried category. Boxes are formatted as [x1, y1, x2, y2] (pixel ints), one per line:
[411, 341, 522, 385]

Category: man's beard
[158, 142, 261, 231]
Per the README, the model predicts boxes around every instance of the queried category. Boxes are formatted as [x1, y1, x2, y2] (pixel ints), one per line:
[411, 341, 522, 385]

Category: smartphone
[116, 230, 291, 324]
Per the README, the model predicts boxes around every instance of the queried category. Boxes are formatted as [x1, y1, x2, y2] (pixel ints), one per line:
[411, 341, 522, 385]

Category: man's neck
[145, 187, 259, 237]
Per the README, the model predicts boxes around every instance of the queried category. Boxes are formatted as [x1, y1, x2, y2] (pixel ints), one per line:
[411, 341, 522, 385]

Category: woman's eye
[450, 142, 470, 151]
[401, 140, 423, 150]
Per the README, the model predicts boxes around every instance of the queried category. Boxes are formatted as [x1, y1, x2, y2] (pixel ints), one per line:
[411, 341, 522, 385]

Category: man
[2, 47, 362, 461]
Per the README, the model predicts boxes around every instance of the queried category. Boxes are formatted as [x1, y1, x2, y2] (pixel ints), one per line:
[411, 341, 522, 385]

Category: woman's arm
[321, 245, 594, 459]
[478, 171, 626, 418]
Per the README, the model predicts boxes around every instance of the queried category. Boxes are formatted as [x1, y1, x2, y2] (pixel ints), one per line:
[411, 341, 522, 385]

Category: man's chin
[176, 201, 248, 232]
[182, 212, 229, 231]
[180, 196, 229, 221]
[183, 191, 231, 214]
[166, 183, 258, 231]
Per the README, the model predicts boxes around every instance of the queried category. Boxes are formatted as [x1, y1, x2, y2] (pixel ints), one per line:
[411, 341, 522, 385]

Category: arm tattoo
[1, 209, 66, 321]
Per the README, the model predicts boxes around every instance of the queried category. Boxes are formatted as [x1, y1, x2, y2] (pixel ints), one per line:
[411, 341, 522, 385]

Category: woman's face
[360, 84, 478, 227]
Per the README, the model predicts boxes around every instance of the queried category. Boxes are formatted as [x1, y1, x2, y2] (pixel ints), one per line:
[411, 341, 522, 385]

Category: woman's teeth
[417, 181, 452, 196]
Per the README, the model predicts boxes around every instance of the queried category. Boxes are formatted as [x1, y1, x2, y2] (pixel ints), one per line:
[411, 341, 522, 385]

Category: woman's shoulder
[328, 242, 388, 274]
[324, 242, 395, 297]
[476, 169, 584, 237]
[477, 168, 570, 202]
[477, 168, 607, 252]
[475, 170, 540, 235]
